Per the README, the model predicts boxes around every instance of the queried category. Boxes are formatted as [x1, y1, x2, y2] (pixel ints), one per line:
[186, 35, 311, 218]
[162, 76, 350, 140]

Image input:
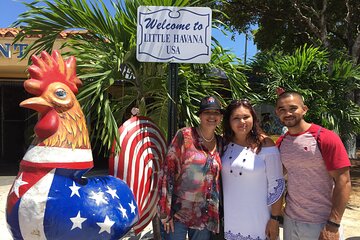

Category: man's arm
[328, 166, 351, 223]
[319, 167, 351, 239]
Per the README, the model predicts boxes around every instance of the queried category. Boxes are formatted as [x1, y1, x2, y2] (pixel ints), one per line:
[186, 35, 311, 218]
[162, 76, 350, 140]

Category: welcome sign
[137, 6, 212, 63]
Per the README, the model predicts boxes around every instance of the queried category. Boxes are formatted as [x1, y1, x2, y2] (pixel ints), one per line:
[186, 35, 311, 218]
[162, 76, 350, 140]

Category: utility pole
[244, 33, 248, 65]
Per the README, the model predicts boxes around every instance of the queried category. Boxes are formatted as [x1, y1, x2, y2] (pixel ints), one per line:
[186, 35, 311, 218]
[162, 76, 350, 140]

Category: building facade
[0, 28, 71, 172]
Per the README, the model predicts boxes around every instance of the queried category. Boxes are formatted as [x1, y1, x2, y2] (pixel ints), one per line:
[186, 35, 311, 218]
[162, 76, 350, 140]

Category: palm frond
[13, 0, 251, 155]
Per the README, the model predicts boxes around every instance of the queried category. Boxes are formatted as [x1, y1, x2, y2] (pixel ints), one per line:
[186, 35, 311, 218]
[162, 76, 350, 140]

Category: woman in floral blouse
[158, 96, 224, 240]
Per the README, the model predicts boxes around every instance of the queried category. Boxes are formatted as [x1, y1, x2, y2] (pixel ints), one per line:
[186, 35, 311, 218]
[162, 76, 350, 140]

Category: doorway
[0, 81, 35, 174]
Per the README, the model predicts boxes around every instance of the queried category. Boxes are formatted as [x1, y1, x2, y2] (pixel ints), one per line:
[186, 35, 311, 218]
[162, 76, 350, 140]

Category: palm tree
[251, 45, 360, 143]
[13, 0, 251, 154]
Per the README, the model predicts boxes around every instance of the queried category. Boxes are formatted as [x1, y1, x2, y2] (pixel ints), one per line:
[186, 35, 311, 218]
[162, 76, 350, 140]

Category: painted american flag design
[109, 116, 166, 234]
[6, 151, 139, 240]
[6, 50, 140, 240]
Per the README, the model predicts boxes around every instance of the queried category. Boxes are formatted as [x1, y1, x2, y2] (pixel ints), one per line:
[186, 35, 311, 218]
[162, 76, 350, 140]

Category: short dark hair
[276, 91, 305, 106]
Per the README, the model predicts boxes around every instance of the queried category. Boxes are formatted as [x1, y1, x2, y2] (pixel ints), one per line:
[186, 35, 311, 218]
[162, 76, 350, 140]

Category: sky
[0, 0, 258, 62]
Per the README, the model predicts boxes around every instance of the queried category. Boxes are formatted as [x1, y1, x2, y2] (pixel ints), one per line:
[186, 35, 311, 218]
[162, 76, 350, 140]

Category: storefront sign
[137, 6, 212, 63]
[0, 38, 66, 78]
[0, 43, 28, 59]
[0, 39, 32, 78]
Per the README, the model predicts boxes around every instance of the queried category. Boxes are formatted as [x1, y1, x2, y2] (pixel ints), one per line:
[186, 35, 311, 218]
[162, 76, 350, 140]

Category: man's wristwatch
[327, 220, 340, 228]
[270, 214, 282, 223]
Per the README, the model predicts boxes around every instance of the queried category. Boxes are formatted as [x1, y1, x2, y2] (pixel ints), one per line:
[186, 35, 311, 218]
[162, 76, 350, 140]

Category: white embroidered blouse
[222, 144, 285, 240]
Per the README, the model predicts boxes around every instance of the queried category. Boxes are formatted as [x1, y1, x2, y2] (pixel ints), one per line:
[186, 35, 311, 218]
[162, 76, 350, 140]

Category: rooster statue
[6, 50, 139, 240]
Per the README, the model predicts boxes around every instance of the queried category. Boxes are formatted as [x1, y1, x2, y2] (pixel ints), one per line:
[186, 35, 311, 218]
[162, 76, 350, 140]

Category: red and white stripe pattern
[109, 116, 166, 234]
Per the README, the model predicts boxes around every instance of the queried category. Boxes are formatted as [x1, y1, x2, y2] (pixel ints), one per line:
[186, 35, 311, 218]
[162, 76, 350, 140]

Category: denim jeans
[164, 220, 211, 240]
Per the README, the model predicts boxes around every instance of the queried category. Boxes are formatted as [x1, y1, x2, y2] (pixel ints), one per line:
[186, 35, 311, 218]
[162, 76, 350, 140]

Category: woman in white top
[221, 99, 285, 240]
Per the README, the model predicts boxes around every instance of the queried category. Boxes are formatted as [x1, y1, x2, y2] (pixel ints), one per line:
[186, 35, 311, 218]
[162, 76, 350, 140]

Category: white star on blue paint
[70, 211, 87, 230]
[129, 200, 136, 214]
[69, 181, 81, 197]
[89, 191, 108, 206]
[117, 203, 128, 218]
[106, 186, 119, 199]
[97, 215, 115, 234]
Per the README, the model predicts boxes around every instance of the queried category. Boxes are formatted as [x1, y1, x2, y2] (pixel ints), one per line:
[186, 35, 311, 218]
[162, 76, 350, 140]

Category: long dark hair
[222, 99, 264, 153]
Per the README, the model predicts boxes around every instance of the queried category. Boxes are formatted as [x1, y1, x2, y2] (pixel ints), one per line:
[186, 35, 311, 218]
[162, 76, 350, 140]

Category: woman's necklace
[198, 127, 215, 142]
[197, 135, 217, 175]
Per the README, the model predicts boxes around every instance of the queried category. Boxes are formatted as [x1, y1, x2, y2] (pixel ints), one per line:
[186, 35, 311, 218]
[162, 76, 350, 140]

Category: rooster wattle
[6, 50, 139, 240]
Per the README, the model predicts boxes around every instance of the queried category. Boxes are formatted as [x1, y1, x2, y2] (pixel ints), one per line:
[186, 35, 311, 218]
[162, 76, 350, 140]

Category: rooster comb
[26, 50, 82, 96]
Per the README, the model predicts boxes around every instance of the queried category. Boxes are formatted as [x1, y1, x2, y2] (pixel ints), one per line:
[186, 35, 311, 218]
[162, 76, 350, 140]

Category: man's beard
[281, 117, 301, 128]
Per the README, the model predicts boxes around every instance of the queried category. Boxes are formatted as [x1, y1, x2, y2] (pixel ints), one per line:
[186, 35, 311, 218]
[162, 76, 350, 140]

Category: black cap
[197, 96, 224, 115]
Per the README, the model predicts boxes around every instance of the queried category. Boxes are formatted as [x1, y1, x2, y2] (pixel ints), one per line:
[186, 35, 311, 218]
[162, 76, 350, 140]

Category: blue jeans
[164, 220, 211, 240]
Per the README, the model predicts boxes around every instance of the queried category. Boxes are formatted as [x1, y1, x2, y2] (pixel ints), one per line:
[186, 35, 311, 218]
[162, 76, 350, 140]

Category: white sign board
[137, 6, 212, 63]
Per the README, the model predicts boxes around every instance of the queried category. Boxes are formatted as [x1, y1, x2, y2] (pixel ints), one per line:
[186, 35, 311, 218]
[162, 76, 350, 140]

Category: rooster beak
[20, 97, 52, 113]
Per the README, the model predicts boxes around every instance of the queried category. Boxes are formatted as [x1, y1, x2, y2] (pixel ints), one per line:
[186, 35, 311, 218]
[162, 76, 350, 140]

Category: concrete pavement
[0, 175, 14, 240]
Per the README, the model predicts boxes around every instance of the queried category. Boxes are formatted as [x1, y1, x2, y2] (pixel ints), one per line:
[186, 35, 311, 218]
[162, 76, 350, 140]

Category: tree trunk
[344, 91, 357, 159]
[344, 133, 357, 159]
[349, 33, 360, 160]
[356, 88, 360, 160]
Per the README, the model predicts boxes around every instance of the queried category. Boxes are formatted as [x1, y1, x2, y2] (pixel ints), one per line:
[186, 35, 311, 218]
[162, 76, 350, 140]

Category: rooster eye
[55, 89, 67, 98]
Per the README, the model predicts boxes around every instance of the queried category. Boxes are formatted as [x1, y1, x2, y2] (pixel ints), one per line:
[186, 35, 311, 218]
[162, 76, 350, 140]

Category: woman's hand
[162, 218, 174, 234]
[265, 219, 279, 240]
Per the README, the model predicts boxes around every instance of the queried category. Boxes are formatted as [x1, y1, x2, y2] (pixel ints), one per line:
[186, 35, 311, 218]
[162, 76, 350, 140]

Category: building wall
[0, 32, 67, 171]
[0, 37, 66, 78]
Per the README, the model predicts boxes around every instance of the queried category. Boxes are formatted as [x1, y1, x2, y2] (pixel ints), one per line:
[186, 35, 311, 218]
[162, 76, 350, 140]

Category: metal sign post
[167, 62, 178, 143]
[136, 6, 212, 238]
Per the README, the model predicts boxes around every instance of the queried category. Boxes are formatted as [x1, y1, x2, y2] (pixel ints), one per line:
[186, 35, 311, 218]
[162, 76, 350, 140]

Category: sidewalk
[0, 175, 13, 240]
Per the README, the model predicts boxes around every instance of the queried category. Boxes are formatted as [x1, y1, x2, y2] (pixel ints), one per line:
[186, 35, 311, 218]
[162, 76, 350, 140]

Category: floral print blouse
[158, 127, 222, 233]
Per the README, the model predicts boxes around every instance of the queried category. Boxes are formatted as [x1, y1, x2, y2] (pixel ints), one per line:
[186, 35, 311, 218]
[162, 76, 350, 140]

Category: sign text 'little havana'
[137, 6, 212, 63]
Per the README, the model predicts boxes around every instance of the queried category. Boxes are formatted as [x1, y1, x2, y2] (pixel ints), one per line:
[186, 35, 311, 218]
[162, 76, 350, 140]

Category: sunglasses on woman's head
[230, 99, 251, 105]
